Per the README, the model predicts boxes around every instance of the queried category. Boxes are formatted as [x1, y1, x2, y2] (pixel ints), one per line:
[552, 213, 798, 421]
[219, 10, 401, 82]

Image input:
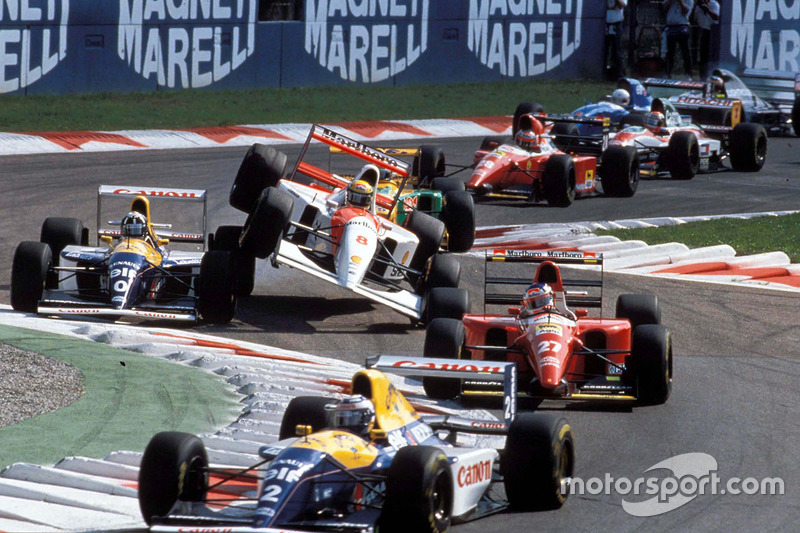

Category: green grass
[595, 214, 800, 263]
[0, 79, 614, 132]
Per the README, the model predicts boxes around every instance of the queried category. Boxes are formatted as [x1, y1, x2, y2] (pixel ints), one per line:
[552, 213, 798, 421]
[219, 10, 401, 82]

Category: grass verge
[595, 213, 800, 263]
[0, 79, 614, 132]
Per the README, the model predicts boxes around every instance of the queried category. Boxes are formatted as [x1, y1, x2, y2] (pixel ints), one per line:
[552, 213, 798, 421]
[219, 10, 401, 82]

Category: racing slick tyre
[551, 122, 580, 152]
[420, 253, 461, 293]
[627, 324, 673, 405]
[230, 144, 288, 214]
[424, 287, 470, 324]
[405, 210, 446, 284]
[278, 396, 332, 440]
[422, 318, 466, 400]
[666, 131, 700, 179]
[197, 250, 237, 324]
[11, 241, 51, 313]
[479, 135, 511, 151]
[240, 187, 294, 259]
[542, 154, 576, 207]
[430, 176, 465, 193]
[413, 144, 446, 187]
[441, 190, 475, 252]
[600, 145, 639, 197]
[619, 110, 647, 128]
[209, 225, 255, 297]
[381, 446, 453, 533]
[615, 294, 661, 329]
[41, 217, 86, 263]
[138, 431, 208, 526]
[513, 101, 544, 135]
[502, 413, 575, 511]
[793, 96, 800, 137]
[729, 122, 768, 172]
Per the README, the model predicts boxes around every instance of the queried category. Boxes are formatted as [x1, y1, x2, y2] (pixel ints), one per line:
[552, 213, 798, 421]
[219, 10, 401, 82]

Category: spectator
[605, 0, 628, 80]
[664, 0, 694, 79]
[693, 0, 720, 79]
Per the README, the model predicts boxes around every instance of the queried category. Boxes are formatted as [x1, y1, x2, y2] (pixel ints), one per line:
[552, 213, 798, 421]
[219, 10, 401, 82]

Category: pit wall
[0, 1, 792, 96]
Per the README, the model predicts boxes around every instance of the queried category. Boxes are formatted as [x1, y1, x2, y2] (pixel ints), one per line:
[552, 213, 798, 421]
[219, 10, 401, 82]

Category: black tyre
[381, 446, 453, 533]
[542, 154, 576, 207]
[792, 96, 800, 137]
[422, 318, 466, 400]
[619, 110, 647, 128]
[240, 187, 294, 259]
[230, 144, 288, 214]
[666, 131, 700, 179]
[138, 432, 208, 526]
[628, 324, 673, 405]
[441, 190, 475, 252]
[551, 122, 580, 151]
[421, 253, 461, 293]
[600, 145, 639, 197]
[405, 210, 445, 280]
[616, 294, 660, 329]
[479, 135, 511, 151]
[729, 122, 767, 172]
[197, 250, 236, 324]
[502, 413, 574, 511]
[513, 101, 544, 135]
[430, 176, 465, 193]
[11, 241, 51, 313]
[209, 225, 255, 297]
[40, 217, 85, 263]
[278, 396, 332, 440]
[413, 144, 445, 187]
[424, 287, 470, 324]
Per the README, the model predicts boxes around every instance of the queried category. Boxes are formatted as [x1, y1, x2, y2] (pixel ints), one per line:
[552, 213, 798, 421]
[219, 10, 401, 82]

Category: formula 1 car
[224, 125, 470, 323]
[416, 250, 673, 406]
[10, 186, 236, 323]
[468, 113, 641, 203]
[138, 368, 574, 532]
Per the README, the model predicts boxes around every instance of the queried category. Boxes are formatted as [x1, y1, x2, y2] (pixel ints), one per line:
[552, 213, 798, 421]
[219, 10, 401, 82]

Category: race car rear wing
[97, 185, 207, 246]
[536, 113, 612, 155]
[738, 68, 800, 113]
[483, 249, 604, 312]
[365, 355, 518, 425]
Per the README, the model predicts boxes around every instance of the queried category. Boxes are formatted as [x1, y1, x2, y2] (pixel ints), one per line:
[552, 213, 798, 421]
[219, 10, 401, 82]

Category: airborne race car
[415, 250, 673, 406]
[138, 368, 574, 533]
[11, 186, 236, 323]
[223, 125, 470, 323]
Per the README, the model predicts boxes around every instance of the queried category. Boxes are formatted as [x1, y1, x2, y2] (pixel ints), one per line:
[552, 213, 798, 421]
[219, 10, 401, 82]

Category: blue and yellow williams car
[138, 368, 575, 533]
[10, 185, 236, 324]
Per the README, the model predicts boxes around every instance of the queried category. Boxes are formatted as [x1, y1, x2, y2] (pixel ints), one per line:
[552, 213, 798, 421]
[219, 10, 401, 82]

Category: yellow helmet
[347, 179, 374, 208]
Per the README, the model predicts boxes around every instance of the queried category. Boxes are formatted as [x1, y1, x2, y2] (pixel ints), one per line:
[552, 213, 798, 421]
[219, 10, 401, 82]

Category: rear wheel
[138, 432, 208, 526]
[11, 241, 51, 312]
[424, 287, 470, 324]
[600, 145, 639, 197]
[513, 101, 544, 135]
[230, 144, 288, 214]
[666, 131, 700, 179]
[40, 217, 85, 264]
[551, 122, 580, 151]
[543, 154, 576, 207]
[197, 251, 236, 324]
[421, 253, 461, 293]
[413, 144, 445, 187]
[503, 413, 574, 511]
[210, 225, 255, 297]
[616, 294, 660, 329]
[381, 446, 453, 533]
[792, 96, 800, 137]
[422, 318, 466, 400]
[627, 324, 673, 405]
[240, 187, 294, 259]
[405, 210, 445, 282]
[729, 122, 767, 172]
[278, 396, 332, 440]
[430, 176, 465, 193]
[441, 190, 475, 252]
[619, 111, 647, 128]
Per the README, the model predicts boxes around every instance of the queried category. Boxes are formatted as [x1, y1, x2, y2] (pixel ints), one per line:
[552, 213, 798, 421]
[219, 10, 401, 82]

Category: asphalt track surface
[1, 137, 799, 531]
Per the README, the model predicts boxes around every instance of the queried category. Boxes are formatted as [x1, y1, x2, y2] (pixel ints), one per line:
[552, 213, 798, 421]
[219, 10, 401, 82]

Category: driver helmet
[121, 211, 147, 238]
[707, 75, 726, 97]
[523, 282, 554, 311]
[346, 179, 374, 209]
[644, 111, 666, 134]
[611, 88, 631, 107]
[325, 395, 376, 438]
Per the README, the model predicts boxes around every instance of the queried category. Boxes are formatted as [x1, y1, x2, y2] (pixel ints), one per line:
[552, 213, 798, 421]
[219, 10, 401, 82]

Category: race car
[224, 124, 470, 323]
[10, 186, 236, 323]
[138, 368, 575, 532]
[608, 96, 767, 178]
[468, 113, 641, 203]
[415, 250, 673, 406]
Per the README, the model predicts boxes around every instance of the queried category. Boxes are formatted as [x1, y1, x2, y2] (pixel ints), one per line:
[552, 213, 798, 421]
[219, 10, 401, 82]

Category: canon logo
[113, 188, 197, 197]
[391, 360, 503, 373]
[458, 460, 491, 487]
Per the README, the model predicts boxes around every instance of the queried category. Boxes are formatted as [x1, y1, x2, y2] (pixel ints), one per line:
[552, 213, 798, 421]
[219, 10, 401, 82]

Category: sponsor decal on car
[536, 324, 563, 336]
[390, 360, 504, 373]
[111, 187, 200, 197]
[458, 459, 492, 488]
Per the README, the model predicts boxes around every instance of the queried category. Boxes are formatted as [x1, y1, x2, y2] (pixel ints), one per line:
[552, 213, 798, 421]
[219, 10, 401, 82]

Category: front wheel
[441, 190, 475, 252]
[729, 122, 767, 172]
[616, 294, 660, 329]
[230, 144, 288, 214]
[405, 210, 445, 283]
[240, 187, 294, 259]
[210, 225, 255, 297]
[424, 287, 470, 324]
[11, 241, 51, 312]
[138, 432, 208, 526]
[792, 96, 800, 137]
[197, 251, 236, 324]
[543, 154, 576, 207]
[667, 131, 700, 179]
[422, 318, 466, 400]
[628, 324, 673, 405]
[600, 145, 639, 197]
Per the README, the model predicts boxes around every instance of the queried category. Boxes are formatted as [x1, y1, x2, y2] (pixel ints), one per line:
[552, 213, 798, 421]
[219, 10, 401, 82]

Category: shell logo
[350, 255, 362, 264]
[401, 251, 410, 265]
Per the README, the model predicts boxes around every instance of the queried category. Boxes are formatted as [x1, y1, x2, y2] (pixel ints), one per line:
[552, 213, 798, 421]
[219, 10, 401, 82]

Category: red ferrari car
[420, 250, 673, 406]
[467, 114, 640, 205]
